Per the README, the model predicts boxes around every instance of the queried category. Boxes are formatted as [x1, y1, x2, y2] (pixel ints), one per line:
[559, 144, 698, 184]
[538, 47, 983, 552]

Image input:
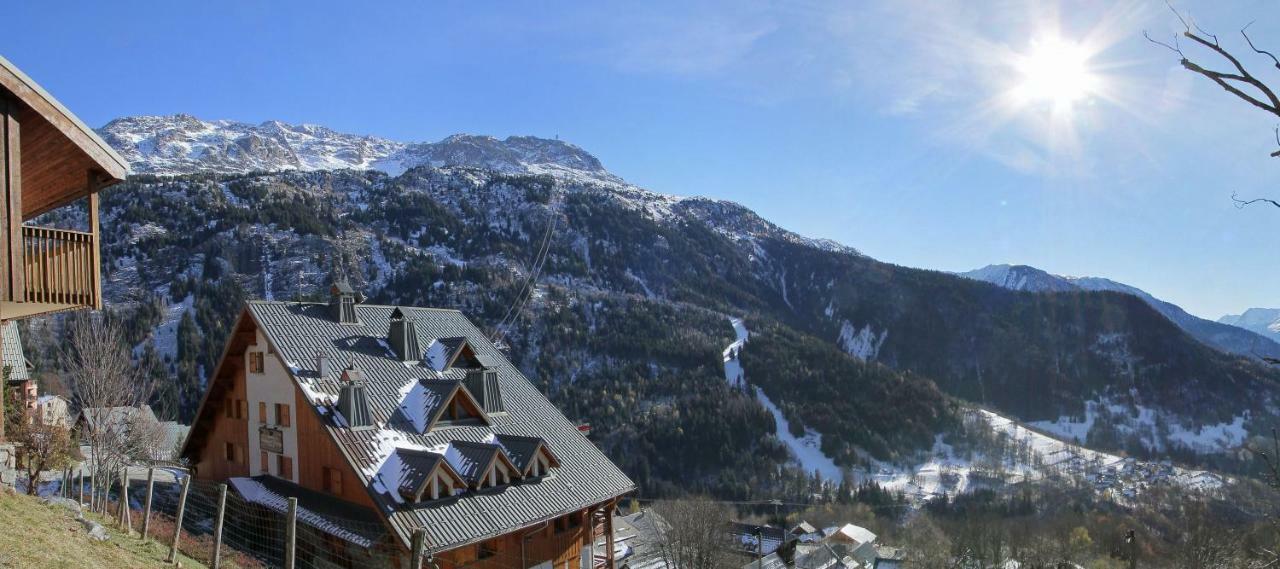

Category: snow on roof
[230, 476, 375, 547]
[423, 339, 450, 371]
[833, 524, 876, 546]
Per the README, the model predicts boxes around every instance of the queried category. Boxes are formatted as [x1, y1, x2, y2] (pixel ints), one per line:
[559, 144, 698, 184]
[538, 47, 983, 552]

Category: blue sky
[4, 0, 1279, 318]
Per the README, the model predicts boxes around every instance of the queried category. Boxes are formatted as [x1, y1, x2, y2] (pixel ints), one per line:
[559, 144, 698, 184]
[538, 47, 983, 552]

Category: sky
[3, 0, 1279, 319]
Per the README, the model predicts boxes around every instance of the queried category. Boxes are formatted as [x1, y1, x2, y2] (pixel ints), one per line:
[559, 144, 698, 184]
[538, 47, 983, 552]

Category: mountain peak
[97, 114, 613, 181]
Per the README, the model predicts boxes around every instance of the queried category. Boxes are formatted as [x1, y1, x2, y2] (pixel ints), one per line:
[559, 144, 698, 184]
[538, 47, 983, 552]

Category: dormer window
[491, 434, 560, 478]
[394, 448, 466, 503]
[443, 441, 522, 490]
[396, 379, 490, 433]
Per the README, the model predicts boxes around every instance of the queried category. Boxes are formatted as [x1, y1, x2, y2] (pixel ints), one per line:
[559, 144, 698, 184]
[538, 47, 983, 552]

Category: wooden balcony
[22, 224, 96, 304]
[0, 221, 100, 320]
[0, 55, 127, 321]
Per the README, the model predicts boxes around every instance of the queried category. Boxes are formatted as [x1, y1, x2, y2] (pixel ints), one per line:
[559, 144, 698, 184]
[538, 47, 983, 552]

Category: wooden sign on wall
[259, 426, 284, 454]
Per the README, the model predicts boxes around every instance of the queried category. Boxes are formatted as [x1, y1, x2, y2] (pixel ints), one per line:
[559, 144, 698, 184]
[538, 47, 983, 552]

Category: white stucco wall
[244, 328, 299, 482]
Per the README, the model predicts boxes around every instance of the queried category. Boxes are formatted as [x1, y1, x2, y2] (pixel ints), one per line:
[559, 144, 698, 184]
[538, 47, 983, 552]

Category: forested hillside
[15, 117, 1279, 497]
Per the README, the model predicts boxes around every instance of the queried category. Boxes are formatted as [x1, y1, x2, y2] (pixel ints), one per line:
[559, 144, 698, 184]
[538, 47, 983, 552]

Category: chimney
[464, 368, 505, 414]
[388, 307, 421, 361]
[316, 351, 331, 378]
[337, 362, 373, 429]
[329, 277, 362, 324]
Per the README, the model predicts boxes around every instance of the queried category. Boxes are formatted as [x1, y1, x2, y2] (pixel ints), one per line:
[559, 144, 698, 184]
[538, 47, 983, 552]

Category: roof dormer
[395, 379, 490, 433]
[444, 441, 522, 490]
[491, 434, 559, 478]
[422, 337, 474, 371]
[394, 448, 467, 502]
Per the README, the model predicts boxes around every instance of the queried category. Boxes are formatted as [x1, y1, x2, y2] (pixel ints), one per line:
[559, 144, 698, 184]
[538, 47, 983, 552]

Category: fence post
[211, 483, 227, 569]
[167, 475, 190, 564]
[142, 467, 155, 541]
[284, 497, 298, 569]
[119, 468, 131, 533]
[411, 528, 426, 569]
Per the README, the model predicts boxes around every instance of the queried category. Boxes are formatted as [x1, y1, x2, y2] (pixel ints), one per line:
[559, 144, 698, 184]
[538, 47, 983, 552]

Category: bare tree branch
[1232, 191, 1280, 209]
[1243, 21, 1280, 71]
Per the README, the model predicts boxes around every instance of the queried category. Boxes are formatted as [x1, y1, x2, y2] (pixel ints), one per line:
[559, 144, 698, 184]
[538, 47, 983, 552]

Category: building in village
[181, 283, 635, 568]
[34, 394, 70, 427]
[0, 54, 128, 444]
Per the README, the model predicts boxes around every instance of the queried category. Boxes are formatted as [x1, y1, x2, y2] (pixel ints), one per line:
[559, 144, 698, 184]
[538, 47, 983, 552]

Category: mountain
[21, 115, 1275, 499]
[1219, 308, 1280, 344]
[99, 114, 618, 182]
[959, 264, 1280, 361]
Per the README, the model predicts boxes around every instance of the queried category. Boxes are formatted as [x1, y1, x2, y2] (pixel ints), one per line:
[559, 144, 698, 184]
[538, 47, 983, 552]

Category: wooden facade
[184, 308, 626, 569]
[0, 55, 128, 322]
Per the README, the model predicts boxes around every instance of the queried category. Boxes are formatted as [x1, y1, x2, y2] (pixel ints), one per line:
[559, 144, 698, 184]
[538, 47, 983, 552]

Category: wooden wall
[294, 387, 378, 508]
[192, 356, 250, 481]
[435, 506, 604, 569]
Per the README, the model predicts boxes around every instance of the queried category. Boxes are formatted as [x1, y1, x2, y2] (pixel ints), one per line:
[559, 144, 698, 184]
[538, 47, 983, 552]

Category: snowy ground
[720, 318, 1229, 504]
[723, 317, 843, 481]
[1029, 395, 1250, 454]
[860, 409, 1226, 505]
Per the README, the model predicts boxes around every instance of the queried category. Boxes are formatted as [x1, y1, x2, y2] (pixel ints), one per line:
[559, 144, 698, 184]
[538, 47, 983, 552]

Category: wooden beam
[0, 56, 128, 181]
[0, 96, 18, 304]
[87, 179, 100, 310]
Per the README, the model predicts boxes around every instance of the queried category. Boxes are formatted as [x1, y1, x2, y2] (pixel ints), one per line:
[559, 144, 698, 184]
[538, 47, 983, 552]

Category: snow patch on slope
[722, 316, 842, 480]
[837, 320, 887, 362]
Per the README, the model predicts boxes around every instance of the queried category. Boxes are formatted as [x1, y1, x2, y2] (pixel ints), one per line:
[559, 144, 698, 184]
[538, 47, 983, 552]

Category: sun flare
[1012, 36, 1100, 110]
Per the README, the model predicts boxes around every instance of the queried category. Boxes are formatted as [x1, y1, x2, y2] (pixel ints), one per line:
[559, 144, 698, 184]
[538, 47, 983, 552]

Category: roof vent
[337, 362, 374, 428]
[388, 308, 422, 362]
[329, 277, 363, 325]
[464, 368, 505, 414]
[316, 351, 331, 378]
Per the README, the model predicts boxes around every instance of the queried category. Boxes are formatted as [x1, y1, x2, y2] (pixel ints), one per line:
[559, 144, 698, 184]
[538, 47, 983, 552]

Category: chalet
[34, 394, 71, 427]
[181, 284, 635, 568]
[0, 55, 129, 440]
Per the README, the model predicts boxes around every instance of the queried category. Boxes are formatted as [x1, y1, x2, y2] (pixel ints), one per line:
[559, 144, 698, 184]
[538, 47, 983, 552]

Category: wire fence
[65, 467, 406, 569]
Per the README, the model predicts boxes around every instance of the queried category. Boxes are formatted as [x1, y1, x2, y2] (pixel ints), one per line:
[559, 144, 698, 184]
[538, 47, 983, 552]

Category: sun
[1011, 35, 1100, 110]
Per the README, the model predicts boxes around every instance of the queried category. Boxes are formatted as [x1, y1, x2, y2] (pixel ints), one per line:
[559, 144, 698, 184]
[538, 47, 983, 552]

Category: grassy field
[0, 488, 208, 569]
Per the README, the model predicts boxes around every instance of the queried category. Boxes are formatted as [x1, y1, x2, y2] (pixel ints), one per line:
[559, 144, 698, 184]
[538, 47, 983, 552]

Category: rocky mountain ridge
[959, 264, 1280, 360]
[21, 115, 1273, 499]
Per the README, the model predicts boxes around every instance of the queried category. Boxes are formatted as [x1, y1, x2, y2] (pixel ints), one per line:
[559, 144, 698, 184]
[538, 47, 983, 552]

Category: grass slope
[0, 489, 207, 569]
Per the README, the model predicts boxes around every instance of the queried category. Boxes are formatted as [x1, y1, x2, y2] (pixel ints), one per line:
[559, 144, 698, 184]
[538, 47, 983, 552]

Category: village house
[181, 283, 635, 568]
[34, 394, 70, 427]
[0, 54, 128, 443]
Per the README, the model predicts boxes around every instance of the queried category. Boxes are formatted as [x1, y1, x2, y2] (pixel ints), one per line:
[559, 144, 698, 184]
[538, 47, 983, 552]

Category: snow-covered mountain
[959, 264, 1280, 360]
[1219, 308, 1280, 344]
[97, 114, 860, 258]
[99, 114, 618, 182]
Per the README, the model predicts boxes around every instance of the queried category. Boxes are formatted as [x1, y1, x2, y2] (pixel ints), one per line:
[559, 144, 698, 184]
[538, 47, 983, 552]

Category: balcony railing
[22, 225, 96, 307]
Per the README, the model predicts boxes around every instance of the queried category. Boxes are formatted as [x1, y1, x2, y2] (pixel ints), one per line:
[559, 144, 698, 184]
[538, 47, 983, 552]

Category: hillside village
[2, 18, 1280, 567]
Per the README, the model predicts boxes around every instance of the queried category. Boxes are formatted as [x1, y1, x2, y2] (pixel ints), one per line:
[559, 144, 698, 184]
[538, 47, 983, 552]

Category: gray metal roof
[245, 300, 635, 553]
[2, 322, 30, 382]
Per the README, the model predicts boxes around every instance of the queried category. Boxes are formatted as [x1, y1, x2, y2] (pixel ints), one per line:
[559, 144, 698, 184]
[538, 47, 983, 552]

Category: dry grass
[0, 487, 208, 569]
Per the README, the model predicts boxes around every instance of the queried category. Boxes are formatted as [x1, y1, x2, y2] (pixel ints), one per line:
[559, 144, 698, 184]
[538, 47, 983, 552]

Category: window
[278, 455, 293, 480]
[275, 403, 291, 427]
[249, 352, 265, 374]
[225, 442, 236, 462]
[323, 466, 343, 495]
[224, 398, 233, 419]
[478, 541, 496, 560]
[258, 402, 267, 424]
[260, 451, 269, 473]
[237, 399, 248, 419]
